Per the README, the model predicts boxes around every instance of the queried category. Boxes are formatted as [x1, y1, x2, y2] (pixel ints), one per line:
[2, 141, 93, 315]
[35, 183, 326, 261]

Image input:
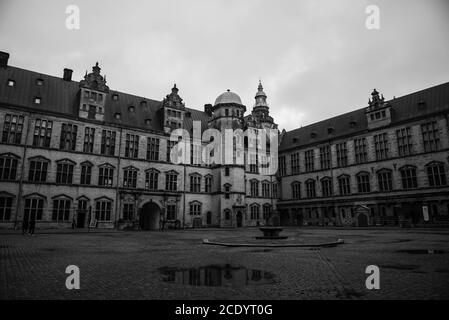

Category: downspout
[182, 163, 186, 228]
[14, 112, 32, 230]
[114, 127, 123, 229]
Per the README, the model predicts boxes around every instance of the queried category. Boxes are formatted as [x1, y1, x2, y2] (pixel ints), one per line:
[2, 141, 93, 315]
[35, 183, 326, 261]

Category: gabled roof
[280, 81, 449, 151]
[0, 65, 211, 134]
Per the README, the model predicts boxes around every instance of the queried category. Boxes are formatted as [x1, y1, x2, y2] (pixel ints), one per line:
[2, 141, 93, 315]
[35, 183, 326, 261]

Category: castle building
[0, 51, 278, 230]
[1, 50, 448, 230]
[277, 83, 449, 227]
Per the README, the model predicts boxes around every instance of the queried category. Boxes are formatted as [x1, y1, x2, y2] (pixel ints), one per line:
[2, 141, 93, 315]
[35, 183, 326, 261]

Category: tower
[78, 62, 109, 121]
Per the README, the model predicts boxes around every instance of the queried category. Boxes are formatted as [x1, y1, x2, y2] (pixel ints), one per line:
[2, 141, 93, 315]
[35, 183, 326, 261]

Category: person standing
[22, 212, 29, 236]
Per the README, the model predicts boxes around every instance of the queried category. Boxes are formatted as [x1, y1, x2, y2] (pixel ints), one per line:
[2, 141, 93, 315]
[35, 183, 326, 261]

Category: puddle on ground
[159, 264, 276, 287]
[396, 249, 445, 254]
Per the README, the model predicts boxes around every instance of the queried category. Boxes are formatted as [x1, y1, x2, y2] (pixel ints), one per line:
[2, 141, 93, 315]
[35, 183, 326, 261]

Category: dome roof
[214, 89, 243, 106]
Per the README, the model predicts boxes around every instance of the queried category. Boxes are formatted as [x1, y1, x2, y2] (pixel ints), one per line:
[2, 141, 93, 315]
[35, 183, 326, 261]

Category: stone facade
[0, 52, 278, 230]
[277, 87, 449, 227]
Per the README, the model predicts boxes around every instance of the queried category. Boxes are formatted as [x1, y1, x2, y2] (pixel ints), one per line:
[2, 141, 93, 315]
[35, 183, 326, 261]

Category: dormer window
[112, 93, 119, 101]
[140, 101, 147, 107]
[114, 113, 121, 120]
[128, 106, 135, 113]
[327, 127, 334, 134]
[84, 90, 90, 98]
[36, 78, 44, 86]
[310, 132, 317, 138]
[7, 79, 15, 87]
[91, 92, 97, 100]
[145, 119, 151, 125]
[34, 97, 41, 105]
[98, 94, 103, 102]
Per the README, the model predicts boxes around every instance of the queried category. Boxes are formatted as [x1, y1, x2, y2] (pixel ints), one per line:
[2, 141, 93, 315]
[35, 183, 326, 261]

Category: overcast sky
[0, 0, 448, 131]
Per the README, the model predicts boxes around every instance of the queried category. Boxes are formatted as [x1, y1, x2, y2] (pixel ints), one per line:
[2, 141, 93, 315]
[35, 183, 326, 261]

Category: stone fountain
[256, 209, 288, 240]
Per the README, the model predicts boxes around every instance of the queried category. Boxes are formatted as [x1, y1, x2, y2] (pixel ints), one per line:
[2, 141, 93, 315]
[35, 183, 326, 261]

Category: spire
[254, 80, 268, 108]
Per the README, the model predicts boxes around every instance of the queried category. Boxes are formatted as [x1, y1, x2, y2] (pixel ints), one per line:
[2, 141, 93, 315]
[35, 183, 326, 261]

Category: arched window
[189, 173, 202, 193]
[123, 166, 139, 189]
[320, 177, 333, 197]
[426, 162, 447, 187]
[305, 179, 316, 198]
[356, 172, 370, 193]
[399, 165, 417, 189]
[250, 204, 260, 220]
[0, 153, 19, 181]
[56, 159, 75, 184]
[291, 181, 301, 199]
[189, 201, 202, 216]
[338, 174, 351, 195]
[377, 169, 393, 192]
[165, 170, 178, 191]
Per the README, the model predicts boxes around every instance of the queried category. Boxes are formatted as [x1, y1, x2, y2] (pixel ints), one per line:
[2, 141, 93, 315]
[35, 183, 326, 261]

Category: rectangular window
[336, 142, 348, 167]
[80, 163, 92, 185]
[396, 127, 413, 157]
[83, 127, 95, 153]
[123, 203, 134, 221]
[59, 123, 78, 151]
[100, 130, 116, 156]
[321, 179, 333, 197]
[421, 121, 440, 152]
[263, 205, 271, 220]
[0, 156, 18, 180]
[24, 198, 44, 221]
[28, 160, 48, 183]
[166, 204, 176, 220]
[374, 133, 389, 160]
[2, 114, 24, 144]
[356, 174, 371, 193]
[95, 201, 112, 221]
[32, 119, 53, 148]
[189, 203, 202, 216]
[98, 166, 114, 187]
[291, 153, 300, 174]
[145, 170, 159, 190]
[56, 162, 74, 184]
[190, 175, 201, 193]
[52, 199, 71, 222]
[123, 169, 138, 188]
[304, 150, 314, 172]
[147, 137, 160, 161]
[278, 156, 286, 176]
[165, 172, 178, 191]
[427, 163, 447, 187]
[378, 170, 393, 192]
[205, 176, 212, 193]
[125, 134, 139, 158]
[319, 145, 331, 170]
[272, 183, 278, 199]
[262, 182, 270, 198]
[0, 197, 12, 221]
[225, 167, 230, 176]
[354, 138, 367, 164]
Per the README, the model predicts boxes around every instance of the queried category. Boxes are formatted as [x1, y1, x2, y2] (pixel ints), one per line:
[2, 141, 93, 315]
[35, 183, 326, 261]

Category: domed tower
[209, 89, 246, 130]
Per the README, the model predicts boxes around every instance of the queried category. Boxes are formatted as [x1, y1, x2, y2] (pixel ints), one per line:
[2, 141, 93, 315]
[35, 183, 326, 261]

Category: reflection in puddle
[160, 264, 275, 287]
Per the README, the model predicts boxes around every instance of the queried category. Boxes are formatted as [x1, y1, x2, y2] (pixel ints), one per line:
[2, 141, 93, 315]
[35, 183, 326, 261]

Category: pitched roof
[279, 81, 449, 151]
[0, 65, 211, 133]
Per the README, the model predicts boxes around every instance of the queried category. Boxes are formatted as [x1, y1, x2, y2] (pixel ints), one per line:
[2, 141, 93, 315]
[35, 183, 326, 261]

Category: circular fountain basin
[255, 226, 288, 240]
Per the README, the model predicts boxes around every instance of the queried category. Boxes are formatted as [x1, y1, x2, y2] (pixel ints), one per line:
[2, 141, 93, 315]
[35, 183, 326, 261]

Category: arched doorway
[236, 211, 243, 227]
[357, 213, 369, 227]
[140, 202, 161, 230]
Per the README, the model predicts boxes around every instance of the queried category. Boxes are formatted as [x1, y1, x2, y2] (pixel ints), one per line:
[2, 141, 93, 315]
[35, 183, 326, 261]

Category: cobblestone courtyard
[1, 228, 448, 299]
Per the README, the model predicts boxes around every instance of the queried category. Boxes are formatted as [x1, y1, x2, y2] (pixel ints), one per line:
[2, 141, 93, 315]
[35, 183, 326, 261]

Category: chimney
[0, 51, 10, 68]
[204, 104, 213, 116]
[63, 68, 73, 81]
